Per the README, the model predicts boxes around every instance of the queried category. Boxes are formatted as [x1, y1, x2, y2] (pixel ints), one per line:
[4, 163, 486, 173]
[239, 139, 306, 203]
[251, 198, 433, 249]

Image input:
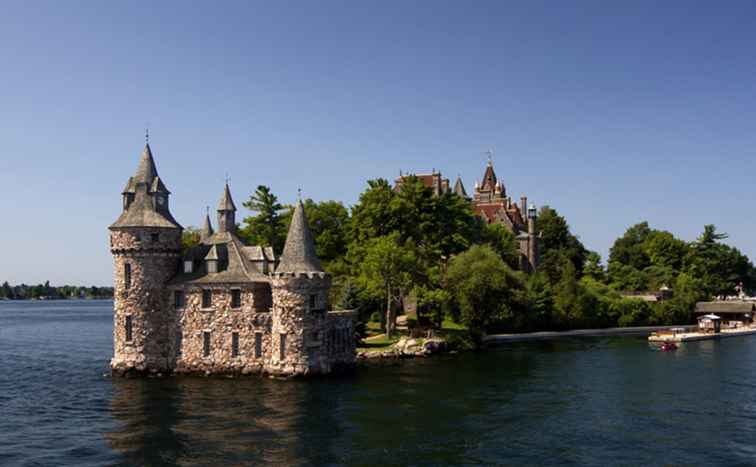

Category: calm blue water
[2, 300, 756, 466]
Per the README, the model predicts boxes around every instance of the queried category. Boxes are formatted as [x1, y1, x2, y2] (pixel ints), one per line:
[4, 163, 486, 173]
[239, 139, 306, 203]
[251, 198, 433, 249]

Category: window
[231, 289, 242, 309]
[175, 331, 182, 357]
[174, 290, 185, 308]
[184, 261, 193, 274]
[232, 332, 239, 357]
[150, 233, 160, 242]
[203, 332, 211, 357]
[255, 333, 262, 358]
[124, 263, 131, 290]
[279, 333, 286, 360]
[309, 294, 316, 309]
[202, 289, 212, 308]
[207, 260, 218, 274]
[125, 315, 133, 342]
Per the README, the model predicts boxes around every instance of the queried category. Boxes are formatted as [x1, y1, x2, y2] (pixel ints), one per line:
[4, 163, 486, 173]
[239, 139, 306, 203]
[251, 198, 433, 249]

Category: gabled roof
[276, 199, 323, 274]
[170, 230, 269, 285]
[218, 183, 236, 211]
[481, 160, 497, 191]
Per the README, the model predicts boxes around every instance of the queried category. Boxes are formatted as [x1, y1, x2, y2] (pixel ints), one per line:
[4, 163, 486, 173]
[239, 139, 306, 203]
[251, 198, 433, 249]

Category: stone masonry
[109, 142, 356, 378]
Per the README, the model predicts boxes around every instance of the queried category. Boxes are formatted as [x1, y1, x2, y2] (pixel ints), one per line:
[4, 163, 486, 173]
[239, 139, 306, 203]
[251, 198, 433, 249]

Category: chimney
[520, 196, 527, 217]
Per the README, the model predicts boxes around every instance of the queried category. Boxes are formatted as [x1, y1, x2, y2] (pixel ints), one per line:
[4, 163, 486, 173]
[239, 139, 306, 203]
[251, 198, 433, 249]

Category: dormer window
[184, 261, 193, 274]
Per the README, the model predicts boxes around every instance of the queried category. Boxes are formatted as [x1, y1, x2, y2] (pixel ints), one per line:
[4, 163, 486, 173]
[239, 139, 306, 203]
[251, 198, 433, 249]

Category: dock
[648, 327, 756, 343]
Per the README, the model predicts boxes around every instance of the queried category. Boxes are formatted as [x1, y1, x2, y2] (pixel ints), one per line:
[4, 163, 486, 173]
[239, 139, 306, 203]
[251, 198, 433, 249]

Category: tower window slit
[203, 332, 211, 357]
[232, 332, 239, 357]
[279, 333, 286, 360]
[125, 315, 133, 342]
[255, 333, 262, 358]
[124, 263, 131, 290]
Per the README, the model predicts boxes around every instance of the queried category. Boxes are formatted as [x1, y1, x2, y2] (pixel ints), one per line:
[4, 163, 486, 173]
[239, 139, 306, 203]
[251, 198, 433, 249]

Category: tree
[480, 222, 520, 269]
[685, 225, 754, 297]
[582, 251, 607, 283]
[181, 226, 201, 252]
[241, 185, 286, 254]
[609, 222, 653, 271]
[446, 245, 526, 344]
[0, 281, 12, 299]
[357, 234, 417, 338]
[537, 206, 588, 282]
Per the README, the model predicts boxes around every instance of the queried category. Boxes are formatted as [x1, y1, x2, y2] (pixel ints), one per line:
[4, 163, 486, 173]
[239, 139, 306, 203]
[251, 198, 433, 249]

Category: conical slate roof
[134, 143, 159, 184]
[218, 182, 237, 211]
[200, 212, 214, 241]
[276, 199, 323, 274]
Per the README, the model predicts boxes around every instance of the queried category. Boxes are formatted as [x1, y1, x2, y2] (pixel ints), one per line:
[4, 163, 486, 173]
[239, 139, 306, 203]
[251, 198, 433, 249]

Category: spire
[133, 143, 159, 185]
[218, 182, 237, 212]
[453, 175, 468, 198]
[200, 206, 214, 241]
[276, 199, 323, 274]
[217, 183, 236, 233]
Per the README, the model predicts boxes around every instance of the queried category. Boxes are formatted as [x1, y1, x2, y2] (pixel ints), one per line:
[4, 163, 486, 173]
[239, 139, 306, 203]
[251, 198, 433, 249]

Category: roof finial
[225, 172, 230, 185]
[485, 148, 494, 165]
[297, 187, 302, 201]
[206, 205, 210, 216]
[145, 126, 149, 144]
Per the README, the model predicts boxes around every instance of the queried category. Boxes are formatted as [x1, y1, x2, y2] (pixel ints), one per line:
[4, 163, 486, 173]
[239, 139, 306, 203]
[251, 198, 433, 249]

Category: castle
[395, 157, 539, 272]
[109, 143, 356, 377]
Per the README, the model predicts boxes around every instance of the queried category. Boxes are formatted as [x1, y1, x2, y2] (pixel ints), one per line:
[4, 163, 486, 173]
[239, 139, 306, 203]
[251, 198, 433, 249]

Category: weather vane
[485, 148, 494, 163]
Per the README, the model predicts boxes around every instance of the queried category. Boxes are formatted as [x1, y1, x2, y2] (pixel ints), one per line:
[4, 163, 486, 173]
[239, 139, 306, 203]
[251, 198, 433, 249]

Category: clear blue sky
[2, 1, 755, 285]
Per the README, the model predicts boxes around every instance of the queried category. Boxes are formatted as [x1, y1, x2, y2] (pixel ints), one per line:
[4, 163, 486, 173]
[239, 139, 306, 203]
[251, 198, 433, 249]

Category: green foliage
[241, 185, 286, 254]
[685, 225, 754, 297]
[356, 233, 418, 337]
[480, 222, 520, 269]
[537, 206, 588, 282]
[446, 245, 526, 344]
[181, 226, 201, 253]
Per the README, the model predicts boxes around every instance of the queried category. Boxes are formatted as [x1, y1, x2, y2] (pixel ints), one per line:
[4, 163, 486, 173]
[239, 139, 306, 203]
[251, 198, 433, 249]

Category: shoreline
[483, 325, 697, 344]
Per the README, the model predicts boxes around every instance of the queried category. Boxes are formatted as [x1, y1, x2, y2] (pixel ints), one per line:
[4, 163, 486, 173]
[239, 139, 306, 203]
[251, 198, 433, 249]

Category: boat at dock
[649, 326, 756, 343]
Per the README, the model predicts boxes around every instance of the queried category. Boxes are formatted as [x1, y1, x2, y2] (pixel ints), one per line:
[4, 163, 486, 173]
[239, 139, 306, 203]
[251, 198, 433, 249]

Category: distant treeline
[0, 281, 114, 300]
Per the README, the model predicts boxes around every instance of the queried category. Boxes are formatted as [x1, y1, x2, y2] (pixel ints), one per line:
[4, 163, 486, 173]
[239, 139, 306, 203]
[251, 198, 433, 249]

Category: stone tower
[266, 199, 332, 376]
[109, 143, 182, 375]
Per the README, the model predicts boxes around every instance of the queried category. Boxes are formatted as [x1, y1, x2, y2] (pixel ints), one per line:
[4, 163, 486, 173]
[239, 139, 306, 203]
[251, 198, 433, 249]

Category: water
[2, 301, 756, 466]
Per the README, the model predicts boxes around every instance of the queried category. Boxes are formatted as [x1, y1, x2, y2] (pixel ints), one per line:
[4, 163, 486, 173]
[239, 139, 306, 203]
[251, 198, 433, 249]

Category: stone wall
[170, 283, 273, 375]
[110, 227, 181, 375]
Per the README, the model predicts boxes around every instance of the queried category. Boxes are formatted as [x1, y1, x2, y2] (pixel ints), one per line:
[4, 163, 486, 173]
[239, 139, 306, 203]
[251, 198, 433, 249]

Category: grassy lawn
[358, 316, 468, 353]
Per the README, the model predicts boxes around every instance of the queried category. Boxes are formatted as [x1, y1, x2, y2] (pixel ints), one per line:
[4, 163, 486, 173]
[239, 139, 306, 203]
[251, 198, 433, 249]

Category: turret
[200, 208, 214, 242]
[266, 198, 331, 376]
[109, 143, 182, 376]
[217, 183, 236, 233]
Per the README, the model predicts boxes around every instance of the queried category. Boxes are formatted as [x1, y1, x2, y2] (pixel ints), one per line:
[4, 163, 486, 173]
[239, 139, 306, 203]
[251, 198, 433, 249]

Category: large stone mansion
[395, 158, 539, 272]
[109, 143, 356, 377]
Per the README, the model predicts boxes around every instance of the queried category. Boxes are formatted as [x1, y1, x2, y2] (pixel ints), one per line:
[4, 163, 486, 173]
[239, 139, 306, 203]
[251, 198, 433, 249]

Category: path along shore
[483, 325, 696, 345]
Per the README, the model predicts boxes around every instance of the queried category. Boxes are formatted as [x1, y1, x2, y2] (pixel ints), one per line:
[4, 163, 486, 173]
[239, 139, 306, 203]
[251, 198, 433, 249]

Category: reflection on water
[7, 301, 756, 466]
[106, 377, 345, 466]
